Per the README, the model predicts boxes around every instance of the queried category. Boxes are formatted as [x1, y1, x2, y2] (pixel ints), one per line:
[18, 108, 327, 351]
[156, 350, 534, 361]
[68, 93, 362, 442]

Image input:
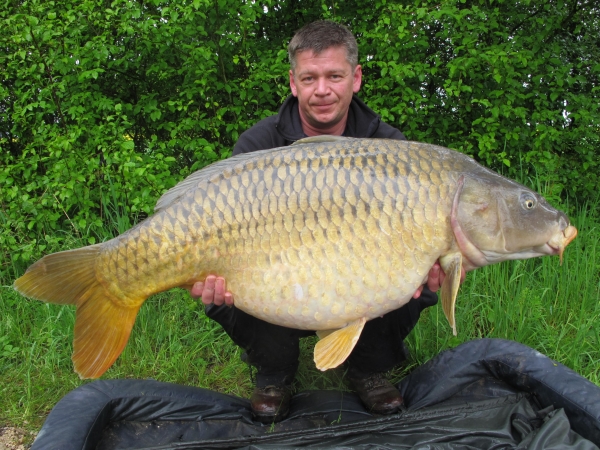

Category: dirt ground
[0, 427, 36, 450]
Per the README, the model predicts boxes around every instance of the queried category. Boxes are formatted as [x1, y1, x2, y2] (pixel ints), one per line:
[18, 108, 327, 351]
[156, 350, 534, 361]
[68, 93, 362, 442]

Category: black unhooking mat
[32, 339, 600, 449]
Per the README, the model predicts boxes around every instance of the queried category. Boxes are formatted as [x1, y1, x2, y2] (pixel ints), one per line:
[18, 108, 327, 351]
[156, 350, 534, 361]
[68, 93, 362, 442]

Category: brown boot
[250, 384, 292, 424]
[349, 372, 404, 415]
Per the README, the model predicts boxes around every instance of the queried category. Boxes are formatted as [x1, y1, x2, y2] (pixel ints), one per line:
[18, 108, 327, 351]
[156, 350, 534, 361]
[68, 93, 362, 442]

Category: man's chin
[308, 114, 340, 129]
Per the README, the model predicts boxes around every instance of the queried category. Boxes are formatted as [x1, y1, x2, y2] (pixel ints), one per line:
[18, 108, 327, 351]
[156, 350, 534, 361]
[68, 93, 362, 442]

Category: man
[191, 20, 460, 423]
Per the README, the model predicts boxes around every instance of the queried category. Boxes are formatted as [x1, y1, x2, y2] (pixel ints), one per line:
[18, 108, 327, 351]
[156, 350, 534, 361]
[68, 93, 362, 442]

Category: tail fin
[14, 245, 142, 379]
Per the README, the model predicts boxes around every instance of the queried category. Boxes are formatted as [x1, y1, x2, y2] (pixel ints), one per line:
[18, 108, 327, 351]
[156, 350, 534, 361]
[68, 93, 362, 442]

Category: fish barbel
[14, 136, 577, 378]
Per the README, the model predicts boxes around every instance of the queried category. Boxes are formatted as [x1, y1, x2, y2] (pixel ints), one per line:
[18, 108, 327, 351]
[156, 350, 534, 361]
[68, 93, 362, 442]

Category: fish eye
[521, 194, 537, 210]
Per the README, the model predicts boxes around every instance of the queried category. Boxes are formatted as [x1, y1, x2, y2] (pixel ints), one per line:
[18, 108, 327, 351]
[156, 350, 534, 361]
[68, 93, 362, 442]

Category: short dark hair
[288, 20, 358, 72]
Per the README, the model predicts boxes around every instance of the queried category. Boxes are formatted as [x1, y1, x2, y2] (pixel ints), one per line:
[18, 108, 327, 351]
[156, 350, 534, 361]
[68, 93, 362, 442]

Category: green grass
[1, 202, 599, 435]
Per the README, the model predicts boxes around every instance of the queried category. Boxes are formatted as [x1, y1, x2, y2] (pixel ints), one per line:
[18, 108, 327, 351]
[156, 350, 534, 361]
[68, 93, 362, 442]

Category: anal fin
[439, 252, 463, 336]
[314, 318, 366, 371]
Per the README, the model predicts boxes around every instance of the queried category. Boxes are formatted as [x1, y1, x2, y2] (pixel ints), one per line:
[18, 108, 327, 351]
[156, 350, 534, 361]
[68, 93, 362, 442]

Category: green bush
[355, 1, 599, 201]
[1, 0, 598, 281]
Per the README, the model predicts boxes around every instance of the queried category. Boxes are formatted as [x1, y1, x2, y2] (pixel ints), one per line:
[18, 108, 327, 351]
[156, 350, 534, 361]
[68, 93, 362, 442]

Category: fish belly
[228, 250, 436, 330]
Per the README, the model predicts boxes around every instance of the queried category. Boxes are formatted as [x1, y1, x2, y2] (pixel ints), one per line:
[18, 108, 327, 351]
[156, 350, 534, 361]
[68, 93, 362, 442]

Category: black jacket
[232, 95, 405, 155]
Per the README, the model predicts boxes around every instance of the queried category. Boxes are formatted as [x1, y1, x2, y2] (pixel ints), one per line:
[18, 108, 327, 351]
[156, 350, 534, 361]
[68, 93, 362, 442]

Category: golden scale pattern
[98, 140, 461, 329]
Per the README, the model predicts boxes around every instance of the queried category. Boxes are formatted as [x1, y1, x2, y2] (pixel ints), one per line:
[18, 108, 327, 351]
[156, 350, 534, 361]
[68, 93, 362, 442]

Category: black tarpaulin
[31, 339, 600, 449]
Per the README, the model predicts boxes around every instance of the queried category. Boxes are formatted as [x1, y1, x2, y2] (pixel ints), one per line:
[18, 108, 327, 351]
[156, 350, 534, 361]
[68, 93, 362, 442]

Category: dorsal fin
[293, 135, 350, 145]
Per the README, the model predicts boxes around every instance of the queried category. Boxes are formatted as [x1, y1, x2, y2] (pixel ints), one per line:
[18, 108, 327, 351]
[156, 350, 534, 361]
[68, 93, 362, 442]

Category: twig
[52, 194, 80, 237]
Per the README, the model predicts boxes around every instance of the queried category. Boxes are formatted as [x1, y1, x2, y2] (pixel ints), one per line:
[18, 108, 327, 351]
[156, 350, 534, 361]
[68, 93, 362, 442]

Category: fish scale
[14, 137, 577, 378]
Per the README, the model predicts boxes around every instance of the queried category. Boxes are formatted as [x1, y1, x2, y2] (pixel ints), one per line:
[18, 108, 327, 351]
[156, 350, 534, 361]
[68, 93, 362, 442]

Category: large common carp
[14, 137, 577, 379]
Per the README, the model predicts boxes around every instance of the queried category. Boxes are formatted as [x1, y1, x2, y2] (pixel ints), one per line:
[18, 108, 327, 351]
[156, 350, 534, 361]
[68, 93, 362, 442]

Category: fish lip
[534, 224, 577, 263]
[563, 224, 578, 245]
[555, 224, 578, 263]
[538, 242, 561, 256]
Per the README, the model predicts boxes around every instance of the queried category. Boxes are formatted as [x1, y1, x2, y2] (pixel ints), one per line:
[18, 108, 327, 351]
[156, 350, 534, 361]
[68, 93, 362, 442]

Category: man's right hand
[190, 275, 234, 306]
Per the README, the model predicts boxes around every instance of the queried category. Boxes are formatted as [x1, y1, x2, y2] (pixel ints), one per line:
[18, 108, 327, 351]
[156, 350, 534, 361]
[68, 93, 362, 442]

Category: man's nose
[314, 77, 329, 95]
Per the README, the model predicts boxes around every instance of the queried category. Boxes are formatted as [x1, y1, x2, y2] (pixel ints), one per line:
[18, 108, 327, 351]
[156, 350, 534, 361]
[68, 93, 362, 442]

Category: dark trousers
[206, 287, 438, 380]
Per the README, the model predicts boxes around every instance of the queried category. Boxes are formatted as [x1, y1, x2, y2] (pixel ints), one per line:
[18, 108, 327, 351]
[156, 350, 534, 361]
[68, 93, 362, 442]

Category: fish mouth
[494, 224, 578, 263]
[545, 225, 578, 263]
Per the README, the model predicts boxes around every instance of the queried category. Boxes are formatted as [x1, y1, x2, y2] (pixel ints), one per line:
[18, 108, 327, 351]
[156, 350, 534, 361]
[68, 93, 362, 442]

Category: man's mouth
[312, 103, 334, 109]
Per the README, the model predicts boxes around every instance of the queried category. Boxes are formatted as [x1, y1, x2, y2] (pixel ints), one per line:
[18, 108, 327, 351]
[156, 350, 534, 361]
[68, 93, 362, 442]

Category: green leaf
[121, 141, 135, 150]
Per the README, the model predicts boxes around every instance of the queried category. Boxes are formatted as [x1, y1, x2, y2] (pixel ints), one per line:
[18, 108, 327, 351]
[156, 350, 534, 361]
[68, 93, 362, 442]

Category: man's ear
[353, 65, 362, 93]
[289, 69, 298, 97]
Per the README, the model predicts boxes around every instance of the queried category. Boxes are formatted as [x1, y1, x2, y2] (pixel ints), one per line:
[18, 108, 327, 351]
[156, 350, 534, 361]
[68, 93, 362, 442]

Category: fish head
[451, 174, 577, 269]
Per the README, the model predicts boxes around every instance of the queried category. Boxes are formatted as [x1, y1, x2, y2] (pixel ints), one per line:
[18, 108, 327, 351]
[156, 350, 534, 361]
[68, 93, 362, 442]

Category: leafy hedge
[1, 0, 599, 280]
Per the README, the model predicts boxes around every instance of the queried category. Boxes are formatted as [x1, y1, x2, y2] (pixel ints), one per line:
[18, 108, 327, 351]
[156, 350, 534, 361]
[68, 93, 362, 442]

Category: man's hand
[190, 275, 234, 306]
[412, 261, 467, 299]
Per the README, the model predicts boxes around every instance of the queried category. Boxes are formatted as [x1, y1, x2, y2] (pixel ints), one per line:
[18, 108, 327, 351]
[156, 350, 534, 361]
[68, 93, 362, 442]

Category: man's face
[289, 46, 362, 134]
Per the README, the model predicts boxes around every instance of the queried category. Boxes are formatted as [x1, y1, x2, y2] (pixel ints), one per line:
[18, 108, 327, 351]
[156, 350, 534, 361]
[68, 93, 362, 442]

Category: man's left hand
[412, 261, 466, 299]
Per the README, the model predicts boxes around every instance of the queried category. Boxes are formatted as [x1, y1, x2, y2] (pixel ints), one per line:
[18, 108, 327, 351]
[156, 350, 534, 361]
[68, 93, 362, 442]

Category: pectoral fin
[314, 318, 367, 371]
[439, 252, 463, 336]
